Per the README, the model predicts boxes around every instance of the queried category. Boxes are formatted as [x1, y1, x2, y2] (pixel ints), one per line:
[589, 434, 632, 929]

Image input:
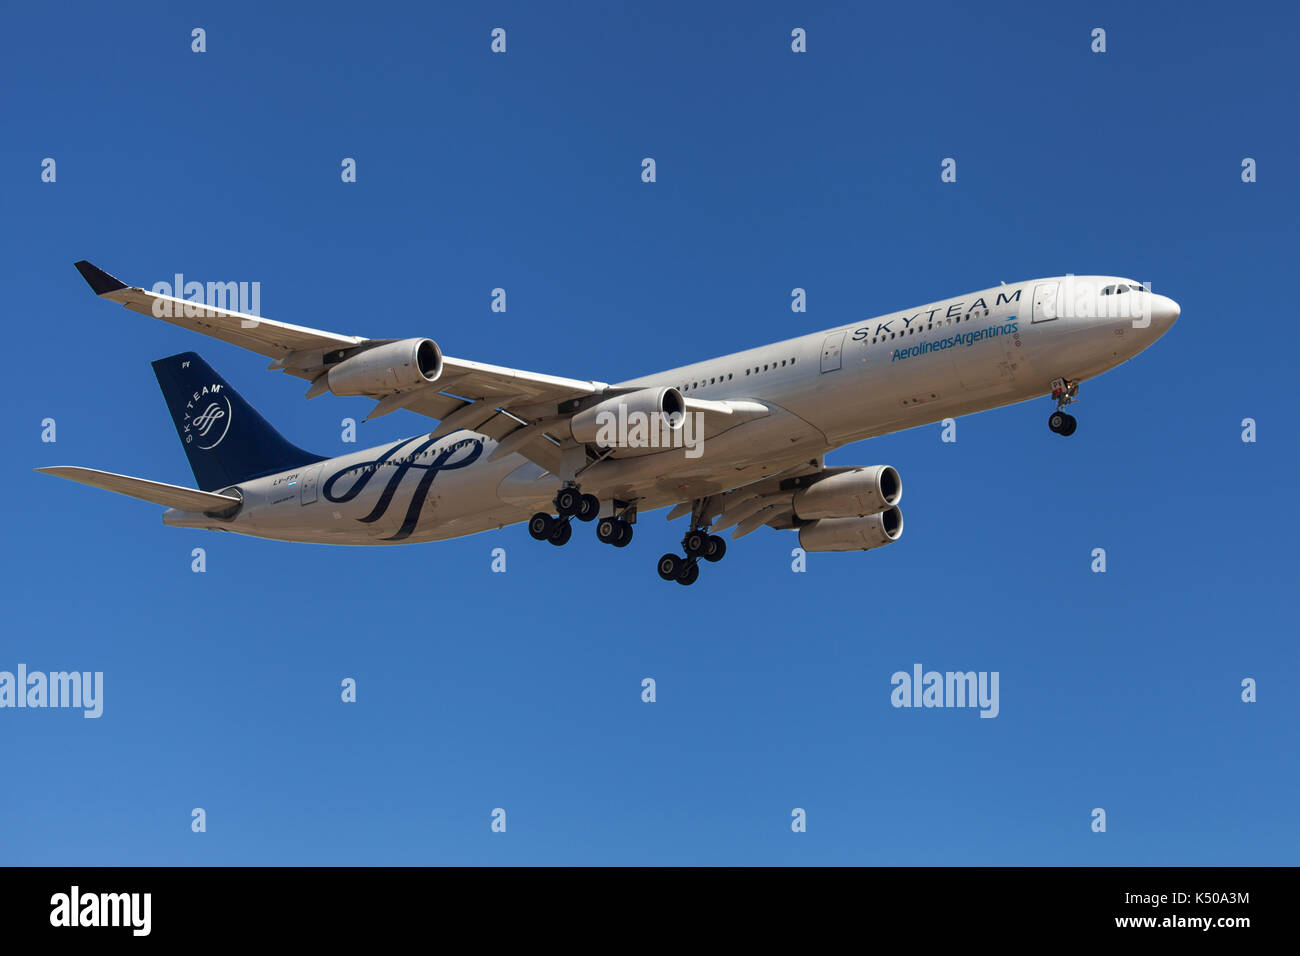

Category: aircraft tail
[151, 352, 325, 491]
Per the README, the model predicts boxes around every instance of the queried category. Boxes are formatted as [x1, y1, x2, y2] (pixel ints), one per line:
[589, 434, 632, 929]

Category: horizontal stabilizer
[36, 466, 241, 513]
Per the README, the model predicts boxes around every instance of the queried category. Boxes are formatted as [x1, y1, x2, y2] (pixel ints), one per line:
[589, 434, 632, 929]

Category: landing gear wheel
[613, 521, 633, 547]
[657, 553, 683, 581]
[675, 560, 700, 586]
[548, 519, 572, 546]
[575, 494, 600, 522]
[555, 488, 581, 517]
[703, 534, 727, 563]
[1059, 413, 1077, 436]
[596, 517, 620, 545]
[1048, 411, 1066, 434]
[683, 530, 710, 558]
[528, 513, 554, 540]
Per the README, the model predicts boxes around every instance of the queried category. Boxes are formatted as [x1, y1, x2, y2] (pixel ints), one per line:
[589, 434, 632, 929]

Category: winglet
[73, 260, 128, 296]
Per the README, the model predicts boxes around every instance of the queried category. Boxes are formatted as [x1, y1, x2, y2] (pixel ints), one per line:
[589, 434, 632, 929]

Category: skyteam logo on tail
[183, 383, 232, 450]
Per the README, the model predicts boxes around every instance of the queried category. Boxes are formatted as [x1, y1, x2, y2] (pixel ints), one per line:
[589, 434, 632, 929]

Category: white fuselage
[162, 276, 1178, 544]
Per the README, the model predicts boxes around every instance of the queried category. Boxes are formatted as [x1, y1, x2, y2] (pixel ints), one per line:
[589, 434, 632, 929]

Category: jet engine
[791, 466, 901, 519]
[798, 508, 903, 552]
[570, 387, 686, 446]
[327, 338, 442, 396]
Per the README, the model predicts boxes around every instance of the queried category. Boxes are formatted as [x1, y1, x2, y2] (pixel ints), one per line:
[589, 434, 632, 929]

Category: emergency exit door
[821, 331, 846, 372]
[299, 464, 321, 505]
[1032, 282, 1061, 323]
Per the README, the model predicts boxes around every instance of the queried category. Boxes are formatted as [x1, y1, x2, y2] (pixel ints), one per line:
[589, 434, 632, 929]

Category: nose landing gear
[1048, 378, 1079, 436]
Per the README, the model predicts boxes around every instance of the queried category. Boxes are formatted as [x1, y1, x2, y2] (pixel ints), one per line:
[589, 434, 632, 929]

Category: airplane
[39, 262, 1179, 586]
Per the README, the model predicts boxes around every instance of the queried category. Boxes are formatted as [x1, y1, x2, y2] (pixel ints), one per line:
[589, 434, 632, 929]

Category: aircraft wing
[73, 260, 365, 359]
[74, 261, 608, 472]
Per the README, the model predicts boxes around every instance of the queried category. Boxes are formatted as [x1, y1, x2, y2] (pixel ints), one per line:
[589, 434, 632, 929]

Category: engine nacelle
[327, 338, 442, 396]
[798, 508, 903, 552]
[570, 387, 686, 446]
[791, 466, 901, 520]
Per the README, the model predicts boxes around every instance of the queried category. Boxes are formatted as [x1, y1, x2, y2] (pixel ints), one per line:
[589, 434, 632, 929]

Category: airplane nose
[1146, 294, 1180, 332]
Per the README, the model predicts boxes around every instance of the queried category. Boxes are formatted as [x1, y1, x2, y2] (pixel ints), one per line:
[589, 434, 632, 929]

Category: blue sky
[2, 0, 1295, 865]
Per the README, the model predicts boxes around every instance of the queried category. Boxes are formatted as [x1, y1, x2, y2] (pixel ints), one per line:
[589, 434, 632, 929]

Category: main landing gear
[529, 487, 634, 548]
[657, 497, 727, 586]
[595, 513, 634, 548]
[1048, 377, 1079, 437]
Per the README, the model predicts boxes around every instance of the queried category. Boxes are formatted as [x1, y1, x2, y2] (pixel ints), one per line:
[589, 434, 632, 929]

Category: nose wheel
[1048, 377, 1079, 437]
[1048, 410, 1077, 436]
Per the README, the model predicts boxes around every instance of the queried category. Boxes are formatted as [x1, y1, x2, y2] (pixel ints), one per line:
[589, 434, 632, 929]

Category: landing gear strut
[1048, 377, 1079, 437]
[658, 496, 727, 586]
[529, 484, 601, 547]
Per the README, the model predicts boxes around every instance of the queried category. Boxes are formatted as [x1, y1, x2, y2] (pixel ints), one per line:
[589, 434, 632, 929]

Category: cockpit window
[1101, 285, 1115, 295]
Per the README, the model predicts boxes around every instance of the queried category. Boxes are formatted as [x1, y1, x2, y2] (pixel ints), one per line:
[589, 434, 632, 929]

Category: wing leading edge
[72, 261, 606, 471]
